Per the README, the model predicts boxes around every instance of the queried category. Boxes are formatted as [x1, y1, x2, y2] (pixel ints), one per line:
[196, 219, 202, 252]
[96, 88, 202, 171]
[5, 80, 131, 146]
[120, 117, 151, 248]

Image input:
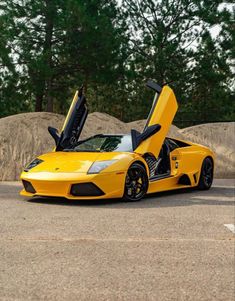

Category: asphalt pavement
[0, 179, 234, 301]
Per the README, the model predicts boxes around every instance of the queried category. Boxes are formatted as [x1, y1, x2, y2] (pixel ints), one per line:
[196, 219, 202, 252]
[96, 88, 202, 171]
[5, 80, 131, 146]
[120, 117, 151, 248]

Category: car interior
[155, 141, 171, 176]
[144, 138, 190, 180]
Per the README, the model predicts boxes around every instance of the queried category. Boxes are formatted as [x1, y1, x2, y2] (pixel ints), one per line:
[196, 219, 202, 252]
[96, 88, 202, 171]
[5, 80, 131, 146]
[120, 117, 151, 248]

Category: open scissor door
[48, 86, 88, 150]
[133, 81, 178, 158]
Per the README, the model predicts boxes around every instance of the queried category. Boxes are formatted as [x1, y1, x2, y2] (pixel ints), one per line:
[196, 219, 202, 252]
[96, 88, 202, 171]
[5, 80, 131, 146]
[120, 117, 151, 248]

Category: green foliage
[0, 0, 124, 115]
[121, 0, 234, 125]
[0, 0, 234, 126]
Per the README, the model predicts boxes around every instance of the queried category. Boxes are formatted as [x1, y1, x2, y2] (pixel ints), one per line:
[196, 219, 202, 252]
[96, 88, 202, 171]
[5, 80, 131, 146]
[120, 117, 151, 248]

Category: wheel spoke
[125, 182, 132, 188]
[131, 186, 136, 197]
[133, 170, 142, 180]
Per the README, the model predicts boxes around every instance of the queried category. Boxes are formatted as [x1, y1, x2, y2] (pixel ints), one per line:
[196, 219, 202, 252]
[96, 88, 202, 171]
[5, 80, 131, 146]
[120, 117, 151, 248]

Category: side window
[166, 138, 179, 152]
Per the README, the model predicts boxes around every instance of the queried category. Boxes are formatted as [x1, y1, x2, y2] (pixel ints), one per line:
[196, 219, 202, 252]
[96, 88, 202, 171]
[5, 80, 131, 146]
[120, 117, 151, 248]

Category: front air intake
[70, 183, 104, 197]
[22, 180, 36, 193]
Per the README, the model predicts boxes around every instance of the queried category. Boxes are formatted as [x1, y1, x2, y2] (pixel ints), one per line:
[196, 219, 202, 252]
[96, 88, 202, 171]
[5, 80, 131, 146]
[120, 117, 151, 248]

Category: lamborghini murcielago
[20, 81, 214, 201]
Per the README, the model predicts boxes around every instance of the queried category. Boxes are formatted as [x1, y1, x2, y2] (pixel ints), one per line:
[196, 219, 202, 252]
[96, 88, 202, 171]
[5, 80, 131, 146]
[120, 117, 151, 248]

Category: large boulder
[0, 112, 64, 181]
[0, 112, 233, 180]
[179, 123, 235, 178]
[0, 111, 132, 180]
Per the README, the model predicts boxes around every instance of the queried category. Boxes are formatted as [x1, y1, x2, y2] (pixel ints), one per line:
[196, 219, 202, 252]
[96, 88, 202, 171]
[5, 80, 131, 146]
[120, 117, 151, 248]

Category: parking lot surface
[0, 179, 234, 301]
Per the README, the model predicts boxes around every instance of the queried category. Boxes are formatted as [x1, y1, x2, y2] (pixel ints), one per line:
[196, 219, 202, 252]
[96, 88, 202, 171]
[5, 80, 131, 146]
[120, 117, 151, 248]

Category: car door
[135, 85, 178, 158]
[49, 87, 88, 151]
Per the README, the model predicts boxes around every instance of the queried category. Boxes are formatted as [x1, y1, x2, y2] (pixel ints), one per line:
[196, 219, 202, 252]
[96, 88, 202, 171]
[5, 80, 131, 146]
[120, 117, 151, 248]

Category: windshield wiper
[63, 148, 101, 152]
[63, 149, 75, 152]
[75, 149, 100, 152]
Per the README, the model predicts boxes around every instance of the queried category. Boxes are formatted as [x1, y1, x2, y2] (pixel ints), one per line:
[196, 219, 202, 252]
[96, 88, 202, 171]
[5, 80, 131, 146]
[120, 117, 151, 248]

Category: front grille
[22, 180, 36, 193]
[70, 183, 104, 197]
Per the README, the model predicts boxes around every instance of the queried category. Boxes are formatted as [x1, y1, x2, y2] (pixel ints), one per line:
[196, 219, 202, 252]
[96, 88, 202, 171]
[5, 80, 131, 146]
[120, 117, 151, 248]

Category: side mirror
[48, 126, 60, 146]
[131, 124, 161, 150]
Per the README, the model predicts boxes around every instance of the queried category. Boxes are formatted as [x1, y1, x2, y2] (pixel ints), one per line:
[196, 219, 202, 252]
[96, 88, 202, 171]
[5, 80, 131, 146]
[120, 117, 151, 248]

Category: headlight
[88, 160, 117, 174]
[24, 158, 44, 172]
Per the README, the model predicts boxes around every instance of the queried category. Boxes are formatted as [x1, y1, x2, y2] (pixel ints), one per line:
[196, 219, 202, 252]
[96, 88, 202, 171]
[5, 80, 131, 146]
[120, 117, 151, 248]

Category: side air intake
[178, 174, 191, 186]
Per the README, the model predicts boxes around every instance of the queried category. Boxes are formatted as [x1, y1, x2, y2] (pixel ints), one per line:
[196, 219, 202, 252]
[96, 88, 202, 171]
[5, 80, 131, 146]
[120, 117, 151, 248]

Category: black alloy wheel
[123, 163, 148, 202]
[198, 157, 214, 190]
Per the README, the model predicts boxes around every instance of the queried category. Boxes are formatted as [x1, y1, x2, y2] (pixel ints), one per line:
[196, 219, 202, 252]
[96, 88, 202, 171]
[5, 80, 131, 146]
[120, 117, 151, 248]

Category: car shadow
[26, 185, 235, 209]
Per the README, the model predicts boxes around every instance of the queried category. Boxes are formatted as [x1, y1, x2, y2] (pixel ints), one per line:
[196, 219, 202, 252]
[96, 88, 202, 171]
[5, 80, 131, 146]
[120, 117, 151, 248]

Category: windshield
[64, 135, 133, 152]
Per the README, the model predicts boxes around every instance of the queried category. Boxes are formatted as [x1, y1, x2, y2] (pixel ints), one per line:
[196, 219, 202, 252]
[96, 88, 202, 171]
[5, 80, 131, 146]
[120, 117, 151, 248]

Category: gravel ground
[0, 179, 234, 301]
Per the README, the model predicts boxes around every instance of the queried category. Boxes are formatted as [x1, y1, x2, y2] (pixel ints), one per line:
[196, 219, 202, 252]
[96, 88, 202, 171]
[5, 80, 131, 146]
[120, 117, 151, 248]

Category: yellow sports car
[20, 81, 214, 201]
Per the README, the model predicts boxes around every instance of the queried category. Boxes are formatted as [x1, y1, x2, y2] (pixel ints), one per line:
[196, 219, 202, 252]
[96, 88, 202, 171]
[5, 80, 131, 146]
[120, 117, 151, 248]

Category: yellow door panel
[61, 90, 79, 132]
[135, 85, 178, 158]
[170, 149, 181, 176]
[148, 174, 187, 194]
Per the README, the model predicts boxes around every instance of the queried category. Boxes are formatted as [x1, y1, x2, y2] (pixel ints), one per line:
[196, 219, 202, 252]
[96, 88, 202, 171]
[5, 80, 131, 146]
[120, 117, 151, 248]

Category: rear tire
[122, 163, 148, 202]
[198, 157, 213, 190]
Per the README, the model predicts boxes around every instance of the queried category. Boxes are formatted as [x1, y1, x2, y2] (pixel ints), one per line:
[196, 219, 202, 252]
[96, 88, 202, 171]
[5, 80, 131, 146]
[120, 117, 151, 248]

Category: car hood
[26, 151, 132, 173]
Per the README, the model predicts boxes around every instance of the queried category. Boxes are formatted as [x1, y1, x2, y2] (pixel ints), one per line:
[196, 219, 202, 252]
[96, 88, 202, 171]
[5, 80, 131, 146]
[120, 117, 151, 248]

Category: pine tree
[121, 0, 233, 124]
[0, 0, 234, 124]
[188, 31, 232, 123]
[0, 0, 123, 114]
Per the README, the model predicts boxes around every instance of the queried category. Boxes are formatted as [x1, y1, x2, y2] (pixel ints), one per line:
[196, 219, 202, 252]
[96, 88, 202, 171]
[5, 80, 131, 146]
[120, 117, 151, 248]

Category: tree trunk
[35, 93, 43, 111]
[46, 80, 53, 112]
[44, 0, 54, 112]
[46, 95, 53, 112]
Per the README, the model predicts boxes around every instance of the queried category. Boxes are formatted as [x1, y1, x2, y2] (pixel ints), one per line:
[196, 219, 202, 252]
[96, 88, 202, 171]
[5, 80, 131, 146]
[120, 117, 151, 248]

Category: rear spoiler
[131, 80, 162, 151]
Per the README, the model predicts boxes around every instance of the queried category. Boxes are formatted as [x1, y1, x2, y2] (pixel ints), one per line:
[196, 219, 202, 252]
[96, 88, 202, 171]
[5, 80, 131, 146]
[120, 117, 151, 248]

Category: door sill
[149, 173, 172, 182]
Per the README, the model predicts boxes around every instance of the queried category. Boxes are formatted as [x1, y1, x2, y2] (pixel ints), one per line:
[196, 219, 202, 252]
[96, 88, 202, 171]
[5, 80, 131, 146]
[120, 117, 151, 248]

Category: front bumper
[20, 171, 126, 199]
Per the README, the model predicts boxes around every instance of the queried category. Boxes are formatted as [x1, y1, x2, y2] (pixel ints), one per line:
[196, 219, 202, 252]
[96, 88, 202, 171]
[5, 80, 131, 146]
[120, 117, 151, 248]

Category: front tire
[198, 157, 214, 190]
[122, 163, 148, 202]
